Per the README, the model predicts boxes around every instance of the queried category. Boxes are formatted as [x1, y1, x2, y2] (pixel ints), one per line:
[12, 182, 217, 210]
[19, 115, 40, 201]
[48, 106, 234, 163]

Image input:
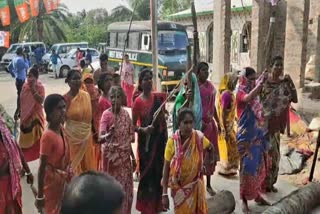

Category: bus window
[141, 34, 150, 51]
[128, 32, 139, 50]
[117, 32, 127, 49]
[110, 32, 117, 48]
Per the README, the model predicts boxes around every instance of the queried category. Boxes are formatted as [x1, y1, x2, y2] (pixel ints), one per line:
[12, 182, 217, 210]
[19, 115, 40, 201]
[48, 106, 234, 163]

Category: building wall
[172, 10, 251, 71]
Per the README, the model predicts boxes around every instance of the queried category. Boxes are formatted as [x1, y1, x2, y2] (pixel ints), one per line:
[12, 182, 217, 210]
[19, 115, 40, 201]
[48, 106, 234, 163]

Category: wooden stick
[309, 129, 320, 182]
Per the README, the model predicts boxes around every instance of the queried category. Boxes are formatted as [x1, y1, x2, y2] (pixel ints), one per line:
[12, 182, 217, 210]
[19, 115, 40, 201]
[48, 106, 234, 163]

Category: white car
[48, 48, 100, 77]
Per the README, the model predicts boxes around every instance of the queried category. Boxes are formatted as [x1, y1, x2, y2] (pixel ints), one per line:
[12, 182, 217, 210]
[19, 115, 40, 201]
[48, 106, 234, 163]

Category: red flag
[0, 0, 10, 26]
[0, 31, 10, 48]
[30, 0, 40, 17]
[14, 0, 30, 23]
[44, 0, 60, 13]
[43, 0, 53, 13]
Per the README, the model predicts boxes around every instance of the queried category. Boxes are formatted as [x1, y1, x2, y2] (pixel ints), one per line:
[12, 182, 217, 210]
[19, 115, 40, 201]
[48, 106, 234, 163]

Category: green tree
[110, 0, 150, 21]
[160, 0, 191, 19]
[8, 1, 70, 45]
[66, 8, 110, 47]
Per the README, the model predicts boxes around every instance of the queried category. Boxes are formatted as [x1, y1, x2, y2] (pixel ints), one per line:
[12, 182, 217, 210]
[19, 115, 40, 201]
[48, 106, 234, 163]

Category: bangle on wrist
[25, 171, 32, 176]
[162, 193, 168, 197]
[36, 196, 45, 201]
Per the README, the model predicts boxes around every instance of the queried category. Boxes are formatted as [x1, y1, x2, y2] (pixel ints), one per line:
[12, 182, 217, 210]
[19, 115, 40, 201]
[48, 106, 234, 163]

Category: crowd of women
[0, 54, 298, 214]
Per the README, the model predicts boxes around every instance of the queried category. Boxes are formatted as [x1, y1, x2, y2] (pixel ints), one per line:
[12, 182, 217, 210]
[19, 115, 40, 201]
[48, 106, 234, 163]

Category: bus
[106, 21, 189, 91]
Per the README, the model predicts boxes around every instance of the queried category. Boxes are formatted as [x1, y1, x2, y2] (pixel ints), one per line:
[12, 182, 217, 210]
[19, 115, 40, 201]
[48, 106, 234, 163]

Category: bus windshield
[7, 44, 22, 53]
[158, 30, 188, 50]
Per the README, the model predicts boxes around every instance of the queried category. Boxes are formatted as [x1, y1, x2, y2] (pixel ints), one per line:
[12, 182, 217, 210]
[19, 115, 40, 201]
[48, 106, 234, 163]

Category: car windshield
[158, 30, 188, 50]
[7, 44, 22, 53]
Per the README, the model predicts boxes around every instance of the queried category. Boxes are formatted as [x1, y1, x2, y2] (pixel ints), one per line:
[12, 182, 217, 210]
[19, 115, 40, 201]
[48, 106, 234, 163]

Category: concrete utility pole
[212, 0, 231, 84]
[150, 0, 160, 91]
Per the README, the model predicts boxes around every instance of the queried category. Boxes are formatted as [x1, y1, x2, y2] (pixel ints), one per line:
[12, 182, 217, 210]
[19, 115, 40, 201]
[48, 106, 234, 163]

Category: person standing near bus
[93, 54, 115, 85]
[121, 54, 135, 107]
[50, 50, 63, 79]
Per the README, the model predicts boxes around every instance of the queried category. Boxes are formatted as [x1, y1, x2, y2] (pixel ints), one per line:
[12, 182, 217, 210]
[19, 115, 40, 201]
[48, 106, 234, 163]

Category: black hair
[270, 55, 283, 67]
[61, 171, 124, 214]
[177, 108, 195, 125]
[124, 54, 129, 58]
[16, 47, 23, 55]
[28, 67, 39, 79]
[109, 85, 125, 98]
[99, 53, 108, 62]
[138, 68, 152, 84]
[65, 69, 81, 83]
[244, 67, 256, 78]
[44, 94, 65, 122]
[197, 62, 209, 74]
[97, 72, 113, 91]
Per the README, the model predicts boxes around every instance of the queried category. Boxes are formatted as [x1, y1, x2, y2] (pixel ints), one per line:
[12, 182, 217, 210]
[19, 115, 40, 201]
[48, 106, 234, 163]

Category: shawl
[0, 115, 22, 199]
[20, 79, 45, 125]
[173, 73, 202, 132]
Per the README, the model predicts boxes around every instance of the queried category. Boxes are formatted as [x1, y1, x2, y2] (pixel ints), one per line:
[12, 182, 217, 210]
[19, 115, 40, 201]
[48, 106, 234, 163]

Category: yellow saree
[217, 73, 239, 175]
[64, 90, 96, 175]
[165, 130, 209, 214]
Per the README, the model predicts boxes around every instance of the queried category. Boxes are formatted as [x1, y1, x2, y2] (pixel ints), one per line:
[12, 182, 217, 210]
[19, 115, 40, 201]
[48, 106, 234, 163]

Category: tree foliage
[3, 0, 70, 45]
[66, 8, 110, 47]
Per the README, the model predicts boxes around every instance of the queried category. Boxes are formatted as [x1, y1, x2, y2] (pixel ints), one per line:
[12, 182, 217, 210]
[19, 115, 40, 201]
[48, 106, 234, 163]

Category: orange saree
[19, 80, 45, 162]
[64, 90, 96, 175]
[40, 129, 71, 214]
[165, 130, 209, 214]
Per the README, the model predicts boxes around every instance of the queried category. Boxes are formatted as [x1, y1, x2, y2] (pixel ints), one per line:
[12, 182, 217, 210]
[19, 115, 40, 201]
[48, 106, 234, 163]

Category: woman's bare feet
[242, 198, 250, 214]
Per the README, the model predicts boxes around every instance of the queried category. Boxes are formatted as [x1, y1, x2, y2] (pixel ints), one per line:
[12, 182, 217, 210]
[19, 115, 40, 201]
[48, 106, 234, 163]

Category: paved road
[0, 71, 298, 214]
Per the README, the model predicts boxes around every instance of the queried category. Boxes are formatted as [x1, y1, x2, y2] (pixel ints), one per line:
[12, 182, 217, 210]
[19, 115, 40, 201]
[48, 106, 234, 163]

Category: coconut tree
[110, 0, 150, 21]
[9, 0, 70, 44]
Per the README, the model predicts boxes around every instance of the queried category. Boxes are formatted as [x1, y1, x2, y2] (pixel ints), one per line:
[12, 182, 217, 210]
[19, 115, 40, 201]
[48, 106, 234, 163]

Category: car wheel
[60, 65, 70, 78]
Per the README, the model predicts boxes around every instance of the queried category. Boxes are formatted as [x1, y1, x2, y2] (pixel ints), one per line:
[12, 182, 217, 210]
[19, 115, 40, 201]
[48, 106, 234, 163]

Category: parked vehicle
[42, 42, 88, 66]
[1, 42, 46, 67]
[106, 21, 189, 91]
[48, 48, 100, 77]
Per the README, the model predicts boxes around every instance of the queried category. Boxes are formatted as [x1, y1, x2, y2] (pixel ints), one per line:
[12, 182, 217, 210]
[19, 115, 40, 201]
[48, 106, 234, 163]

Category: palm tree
[110, 0, 150, 21]
[9, 0, 70, 44]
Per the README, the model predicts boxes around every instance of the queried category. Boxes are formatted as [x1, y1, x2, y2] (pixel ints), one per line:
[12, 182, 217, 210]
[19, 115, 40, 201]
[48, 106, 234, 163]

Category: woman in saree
[64, 70, 96, 175]
[0, 114, 33, 214]
[83, 73, 101, 170]
[99, 86, 135, 214]
[98, 72, 113, 113]
[36, 94, 72, 214]
[132, 68, 167, 214]
[197, 62, 220, 195]
[236, 67, 269, 213]
[261, 56, 298, 192]
[19, 67, 45, 162]
[217, 72, 239, 176]
[172, 71, 202, 133]
[162, 108, 211, 214]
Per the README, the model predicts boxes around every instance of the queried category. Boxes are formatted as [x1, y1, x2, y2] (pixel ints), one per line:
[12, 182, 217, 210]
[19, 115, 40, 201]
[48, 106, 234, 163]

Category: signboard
[108, 50, 138, 61]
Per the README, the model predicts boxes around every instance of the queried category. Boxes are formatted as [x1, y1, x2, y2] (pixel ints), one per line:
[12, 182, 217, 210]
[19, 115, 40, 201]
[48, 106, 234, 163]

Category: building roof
[169, 0, 252, 19]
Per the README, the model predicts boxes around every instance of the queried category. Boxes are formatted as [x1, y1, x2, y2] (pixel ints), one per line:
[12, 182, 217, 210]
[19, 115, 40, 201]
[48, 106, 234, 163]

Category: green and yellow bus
[106, 21, 189, 91]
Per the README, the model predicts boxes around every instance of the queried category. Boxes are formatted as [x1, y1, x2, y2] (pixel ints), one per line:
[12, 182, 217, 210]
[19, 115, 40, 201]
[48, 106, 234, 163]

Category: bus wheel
[60, 65, 70, 78]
